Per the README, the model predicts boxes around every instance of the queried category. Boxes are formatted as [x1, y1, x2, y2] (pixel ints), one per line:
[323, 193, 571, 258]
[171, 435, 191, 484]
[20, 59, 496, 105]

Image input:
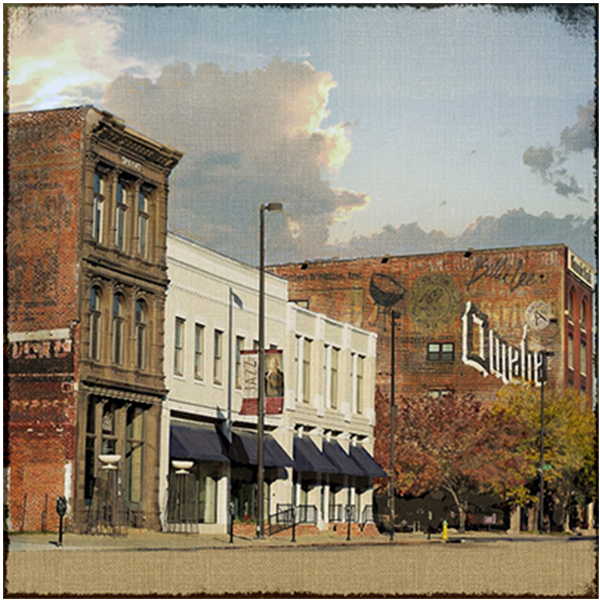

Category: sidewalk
[6, 528, 567, 552]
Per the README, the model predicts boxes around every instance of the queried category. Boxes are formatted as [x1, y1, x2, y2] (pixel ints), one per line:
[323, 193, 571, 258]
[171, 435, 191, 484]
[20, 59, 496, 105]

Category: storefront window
[125, 406, 144, 507]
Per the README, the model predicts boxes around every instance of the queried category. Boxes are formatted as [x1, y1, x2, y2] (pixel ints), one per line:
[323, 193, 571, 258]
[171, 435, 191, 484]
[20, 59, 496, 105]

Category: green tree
[493, 383, 596, 530]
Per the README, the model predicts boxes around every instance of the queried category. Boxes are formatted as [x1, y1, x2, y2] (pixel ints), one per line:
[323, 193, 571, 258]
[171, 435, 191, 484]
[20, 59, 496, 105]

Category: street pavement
[5, 530, 598, 597]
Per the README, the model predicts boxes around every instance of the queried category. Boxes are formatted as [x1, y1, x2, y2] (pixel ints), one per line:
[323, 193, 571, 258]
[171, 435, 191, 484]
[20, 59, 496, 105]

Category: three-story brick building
[6, 107, 182, 532]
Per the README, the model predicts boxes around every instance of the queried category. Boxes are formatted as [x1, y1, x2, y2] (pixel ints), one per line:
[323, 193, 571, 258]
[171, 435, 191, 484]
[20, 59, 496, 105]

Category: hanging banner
[240, 349, 284, 415]
[241, 350, 258, 400]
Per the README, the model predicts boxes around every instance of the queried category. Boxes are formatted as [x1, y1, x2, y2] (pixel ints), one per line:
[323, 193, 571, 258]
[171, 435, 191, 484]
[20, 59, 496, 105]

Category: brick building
[270, 244, 594, 408]
[6, 107, 182, 532]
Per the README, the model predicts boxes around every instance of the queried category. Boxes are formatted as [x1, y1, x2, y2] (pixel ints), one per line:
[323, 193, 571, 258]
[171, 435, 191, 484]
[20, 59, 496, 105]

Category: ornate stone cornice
[90, 114, 183, 171]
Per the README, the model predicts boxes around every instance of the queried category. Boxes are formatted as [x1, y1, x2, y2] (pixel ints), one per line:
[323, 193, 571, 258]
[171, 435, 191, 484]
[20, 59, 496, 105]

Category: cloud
[560, 100, 595, 153]
[323, 209, 595, 265]
[7, 5, 148, 111]
[522, 100, 595, 200]
[103, 58, 369, 264]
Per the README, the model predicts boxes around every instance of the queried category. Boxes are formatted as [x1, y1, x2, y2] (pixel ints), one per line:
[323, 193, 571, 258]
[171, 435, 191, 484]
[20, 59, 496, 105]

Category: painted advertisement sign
[567, 249, 594, 288]
[461, 301, 543, 385]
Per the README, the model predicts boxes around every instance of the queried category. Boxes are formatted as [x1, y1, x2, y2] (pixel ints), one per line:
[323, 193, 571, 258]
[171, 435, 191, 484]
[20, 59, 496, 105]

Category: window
[302, 338, 311, 403]
[427, 342, 454, 362]
[567, 334, 574, 370]
[137, 189, 150, 258]
[330, 347, 339, 409]
[174, 318, 185, 375]
[92, 172, 105, 243]
[194, 324, 204, 380]
[356, 355, 365, 414]
[580, 341, 587, 375]
[84, 397, 97, 503]
[125, 405, 144, 507]
[428, 390, 452, 399]
[580, 300, 587, 331]
[235, 336, 244, 388]
[113, 293, 125, 365]
[89, 287, 102, 360]
[101, 402, 118, 454]
[115, 180, 128, 251]
[135, 300, 147, 370]
[568, 289, 575, 321]
[322, 344, 329, 404]
[214, 330, 223, 385]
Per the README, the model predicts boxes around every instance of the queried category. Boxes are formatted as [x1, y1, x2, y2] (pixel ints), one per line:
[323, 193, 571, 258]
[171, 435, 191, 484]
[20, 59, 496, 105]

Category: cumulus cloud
[7, 5, 147, 111]
[523, 100, 595, 201]
[323, 209, 595, 265]
[103, 59, 369, 264]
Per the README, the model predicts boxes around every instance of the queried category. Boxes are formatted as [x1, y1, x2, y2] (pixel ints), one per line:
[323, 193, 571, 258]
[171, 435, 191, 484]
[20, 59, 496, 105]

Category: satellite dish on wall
[370, 272, 405, 307]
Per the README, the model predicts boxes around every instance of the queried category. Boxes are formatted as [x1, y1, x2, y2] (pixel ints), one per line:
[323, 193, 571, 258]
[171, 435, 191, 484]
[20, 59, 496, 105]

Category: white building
[160, 232, 382, 534]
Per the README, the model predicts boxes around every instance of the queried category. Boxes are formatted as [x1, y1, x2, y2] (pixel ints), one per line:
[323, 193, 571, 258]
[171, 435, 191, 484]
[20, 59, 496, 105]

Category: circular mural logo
[525, 300, 553, 330]
[409, 273, 461, 331]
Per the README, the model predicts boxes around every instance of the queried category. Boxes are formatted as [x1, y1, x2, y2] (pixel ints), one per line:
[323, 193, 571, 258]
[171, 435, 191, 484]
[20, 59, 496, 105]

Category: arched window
[568, 289, 575, 321]
[89, 287, 102, 360]
[580, 299, 587, 331]
[113, 293, 125, 365]
[115, 180, 128, 251]
[92, 172, 105, 243]
[137, 190, 150, 258]
[135, 299, 147, 370]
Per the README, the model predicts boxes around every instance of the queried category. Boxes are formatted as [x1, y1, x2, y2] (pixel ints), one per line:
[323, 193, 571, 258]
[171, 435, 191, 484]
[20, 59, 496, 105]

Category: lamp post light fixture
[257, 201, 283, 538]
[539, 349, 555, 534]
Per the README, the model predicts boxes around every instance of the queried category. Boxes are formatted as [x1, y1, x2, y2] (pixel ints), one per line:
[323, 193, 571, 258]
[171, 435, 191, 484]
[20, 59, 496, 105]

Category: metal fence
[164, 472, 201, 533]
[87, 468, 128, 536]
[268, 505, 295, 536]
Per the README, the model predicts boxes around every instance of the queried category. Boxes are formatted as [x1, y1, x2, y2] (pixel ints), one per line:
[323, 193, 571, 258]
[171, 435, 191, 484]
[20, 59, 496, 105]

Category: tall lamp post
[257, 201, 283, 538]
[389, 310, 400, 542]
[539, 350, 554, 534]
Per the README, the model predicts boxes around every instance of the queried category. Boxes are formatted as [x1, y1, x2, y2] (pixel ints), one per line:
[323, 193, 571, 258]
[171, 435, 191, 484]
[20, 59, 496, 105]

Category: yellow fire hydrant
[442, 519, 448, 542]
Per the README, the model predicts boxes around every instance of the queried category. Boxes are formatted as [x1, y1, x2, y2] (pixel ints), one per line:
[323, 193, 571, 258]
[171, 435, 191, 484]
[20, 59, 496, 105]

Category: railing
[273, 504, 319, 525]
[268, 505, 295, 536]
[329, 503, 344, 522]
[164, 473, 200, 533]
[87, 469, 128, 536]
[297, 504, 318, 525]
[360, 505, 374, 524]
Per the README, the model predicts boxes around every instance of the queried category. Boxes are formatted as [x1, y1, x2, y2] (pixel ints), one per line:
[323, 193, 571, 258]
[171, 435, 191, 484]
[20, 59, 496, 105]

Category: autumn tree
[493, 383, 596, 530]
[377, 392, 529, 532]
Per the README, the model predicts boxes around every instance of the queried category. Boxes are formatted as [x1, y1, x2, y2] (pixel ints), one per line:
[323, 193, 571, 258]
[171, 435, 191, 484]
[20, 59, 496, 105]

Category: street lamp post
[389, 310, 400, 542]
[257, 201, 283, 538]
[539, 350, 554, 534]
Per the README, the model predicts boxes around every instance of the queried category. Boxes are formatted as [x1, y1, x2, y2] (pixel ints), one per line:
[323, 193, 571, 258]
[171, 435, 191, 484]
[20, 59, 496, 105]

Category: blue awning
[170, 423, 229, 463]
[323, 440, 365, 477]
[293, 436, 338, 474]
[349, 445, 387, 478]
[230, 430, 294, 468]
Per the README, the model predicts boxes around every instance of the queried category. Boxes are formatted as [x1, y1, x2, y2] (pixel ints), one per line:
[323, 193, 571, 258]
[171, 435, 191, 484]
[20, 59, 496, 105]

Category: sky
[6, 4, 597, 265]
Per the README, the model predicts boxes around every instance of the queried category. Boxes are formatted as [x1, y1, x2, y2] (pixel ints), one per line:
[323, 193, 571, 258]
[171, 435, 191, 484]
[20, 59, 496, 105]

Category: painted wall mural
[461, 300, 544, 385]
[408, 273, 462, 332]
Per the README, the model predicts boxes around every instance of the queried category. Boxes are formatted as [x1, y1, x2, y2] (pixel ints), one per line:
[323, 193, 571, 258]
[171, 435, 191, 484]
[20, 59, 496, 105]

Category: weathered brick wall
[6, 108, 83, 531]
[271, 246, 567, 398]
[7, 108, 83, 332]
[270, 246, 576, 470]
